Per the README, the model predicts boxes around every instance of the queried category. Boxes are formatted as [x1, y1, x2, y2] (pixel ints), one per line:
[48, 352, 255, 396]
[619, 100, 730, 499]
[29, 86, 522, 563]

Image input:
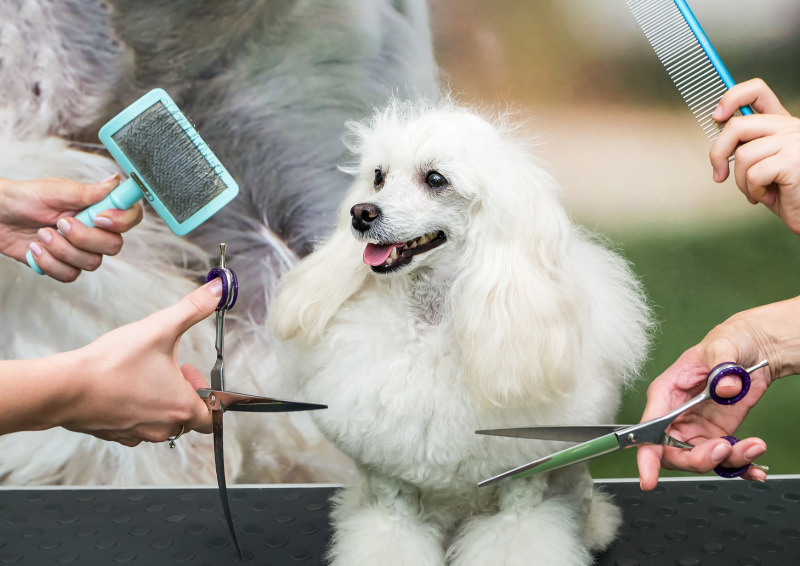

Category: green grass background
[588, 211, 800, 479]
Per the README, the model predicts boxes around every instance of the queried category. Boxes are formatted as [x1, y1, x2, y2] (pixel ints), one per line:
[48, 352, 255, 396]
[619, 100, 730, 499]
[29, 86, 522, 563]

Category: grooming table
[2, 477, 799, 565]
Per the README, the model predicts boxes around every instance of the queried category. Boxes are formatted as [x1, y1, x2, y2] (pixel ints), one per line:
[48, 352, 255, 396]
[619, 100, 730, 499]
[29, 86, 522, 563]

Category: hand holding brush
[0, 175, 143, 282]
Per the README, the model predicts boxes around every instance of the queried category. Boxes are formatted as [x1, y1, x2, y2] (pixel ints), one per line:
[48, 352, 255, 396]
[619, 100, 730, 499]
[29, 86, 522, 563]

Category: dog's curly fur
[0, 0, 436, 485]
[268, 99, 653, 565]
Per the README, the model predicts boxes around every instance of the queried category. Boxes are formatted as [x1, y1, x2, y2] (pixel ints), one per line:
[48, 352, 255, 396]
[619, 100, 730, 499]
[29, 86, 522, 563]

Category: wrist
[727, 296, 800, 380]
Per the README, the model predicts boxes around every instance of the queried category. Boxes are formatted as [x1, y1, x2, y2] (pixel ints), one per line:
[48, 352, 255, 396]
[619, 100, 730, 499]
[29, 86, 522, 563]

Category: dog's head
[343, 103, 498, 277]
[270, 98, 649, 405]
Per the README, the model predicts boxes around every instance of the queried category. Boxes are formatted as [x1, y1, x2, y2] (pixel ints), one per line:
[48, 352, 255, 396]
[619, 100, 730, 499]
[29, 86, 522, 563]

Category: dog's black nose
[350, 203, 381, 232]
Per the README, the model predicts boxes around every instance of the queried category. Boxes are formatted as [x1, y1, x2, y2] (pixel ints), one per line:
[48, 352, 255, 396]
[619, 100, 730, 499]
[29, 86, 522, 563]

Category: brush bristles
[112, 101, 227, 222]
[625, 0, 740, 142]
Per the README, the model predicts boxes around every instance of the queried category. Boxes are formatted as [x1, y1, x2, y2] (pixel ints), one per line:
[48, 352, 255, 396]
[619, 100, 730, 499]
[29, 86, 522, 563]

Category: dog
[268, 98, 653, 565]
[0, 0, 436, 485]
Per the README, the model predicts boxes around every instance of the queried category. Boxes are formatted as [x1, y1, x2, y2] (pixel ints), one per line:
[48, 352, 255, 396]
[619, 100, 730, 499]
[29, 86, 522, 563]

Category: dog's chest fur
[282, 277, 564, 490]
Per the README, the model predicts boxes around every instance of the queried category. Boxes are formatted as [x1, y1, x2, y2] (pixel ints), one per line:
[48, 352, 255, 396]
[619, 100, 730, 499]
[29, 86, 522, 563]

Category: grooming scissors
[202, 243, 327, 559]
[477, 360, 769, 487]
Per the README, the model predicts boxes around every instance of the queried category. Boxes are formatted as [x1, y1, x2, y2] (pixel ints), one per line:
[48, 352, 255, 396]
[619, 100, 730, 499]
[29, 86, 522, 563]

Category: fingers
[637, 444, 664, 491]
[710, 114, 798, 183]
[712, 78, 789, 123]
[640, 437, 768, 490]
[27, 239, 86, 282]
[93, 203, 144, 234]
[27, 202, 144, 281]
[181, 363, 213, 434]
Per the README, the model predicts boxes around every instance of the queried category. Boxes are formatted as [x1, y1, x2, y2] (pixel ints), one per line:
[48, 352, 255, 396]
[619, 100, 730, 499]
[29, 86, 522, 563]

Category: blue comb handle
[25, 178, 143, 274]
[673, 0, 753, 115]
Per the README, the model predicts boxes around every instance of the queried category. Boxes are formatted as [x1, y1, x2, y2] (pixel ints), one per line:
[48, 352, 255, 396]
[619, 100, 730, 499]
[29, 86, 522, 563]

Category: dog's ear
[451, 156, 585, 406]
[268, 203, 370, 344]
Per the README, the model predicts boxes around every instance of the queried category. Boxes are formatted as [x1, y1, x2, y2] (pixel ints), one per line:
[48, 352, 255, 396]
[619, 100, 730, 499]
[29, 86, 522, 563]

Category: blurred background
[428, 0, 800, 479]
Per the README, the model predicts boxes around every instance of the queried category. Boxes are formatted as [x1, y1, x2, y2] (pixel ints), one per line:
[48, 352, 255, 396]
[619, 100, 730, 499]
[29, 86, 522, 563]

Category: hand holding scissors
[477, 360, 769, 487]
[637, 346, 772, 490]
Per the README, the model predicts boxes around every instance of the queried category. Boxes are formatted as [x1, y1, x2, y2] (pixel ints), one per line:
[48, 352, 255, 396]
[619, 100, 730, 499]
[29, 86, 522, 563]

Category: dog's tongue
[363, 243, 400, 266]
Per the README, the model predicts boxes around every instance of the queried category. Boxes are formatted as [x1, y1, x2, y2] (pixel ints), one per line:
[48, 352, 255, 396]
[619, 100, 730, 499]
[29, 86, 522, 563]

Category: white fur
[268, 99, 652, 564]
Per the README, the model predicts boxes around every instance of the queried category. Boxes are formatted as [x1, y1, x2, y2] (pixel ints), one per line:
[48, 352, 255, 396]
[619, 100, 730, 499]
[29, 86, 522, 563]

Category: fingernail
[712, 103, 723, 119]
[29, 242, 43, 257]
[208, 278, 223, 297]
[56, 218, 71, 235]
[744, 444, 767, 460]
[99, 173, 119, 183]
[94, 216, 112, 228]
[38, 228, 52, 244]
[711, 442, 729, 464]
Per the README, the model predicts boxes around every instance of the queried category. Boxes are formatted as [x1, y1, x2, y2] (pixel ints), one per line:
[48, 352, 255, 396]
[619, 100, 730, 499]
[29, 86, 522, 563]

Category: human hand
[0, 175, 144, 281]
[710, 78, 800, 234]
[634, 296, 800, 490]
[56, 279, 222, 446]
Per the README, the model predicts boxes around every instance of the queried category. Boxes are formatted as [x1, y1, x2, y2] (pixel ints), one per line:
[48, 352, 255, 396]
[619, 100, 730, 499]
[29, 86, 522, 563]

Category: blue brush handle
[674, 0, 753, 115]
[26, 178, 143, 274]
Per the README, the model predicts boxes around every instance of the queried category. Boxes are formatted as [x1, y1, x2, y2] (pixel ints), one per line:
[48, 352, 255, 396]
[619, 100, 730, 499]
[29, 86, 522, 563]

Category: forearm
[0, 351, 85, 435]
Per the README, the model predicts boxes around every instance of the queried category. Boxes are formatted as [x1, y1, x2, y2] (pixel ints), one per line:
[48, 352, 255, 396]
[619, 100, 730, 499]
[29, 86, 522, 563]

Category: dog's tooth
[390, 248, 398, 260]
[385, 257, 393, 265]
[418, 235, 429, 245]
[410, 241, 418, 249]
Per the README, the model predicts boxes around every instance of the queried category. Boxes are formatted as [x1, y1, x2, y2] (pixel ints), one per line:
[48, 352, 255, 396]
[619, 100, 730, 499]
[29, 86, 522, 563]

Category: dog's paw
[447, 497, 593, 566]
[582, 488, 623, 553]
[328, 486, 444, 566]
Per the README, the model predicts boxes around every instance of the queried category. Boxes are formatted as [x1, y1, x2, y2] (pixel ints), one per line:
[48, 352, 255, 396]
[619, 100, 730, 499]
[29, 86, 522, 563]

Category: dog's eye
[425, 171, 448, 190]
[374, 168, 385, 188]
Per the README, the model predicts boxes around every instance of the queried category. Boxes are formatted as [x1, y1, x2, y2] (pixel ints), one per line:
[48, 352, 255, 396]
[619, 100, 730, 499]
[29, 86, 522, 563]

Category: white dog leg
[547, 465, 623, 553]
[447, 477, 593, 566]
[328, 475, 445, 566]
[582, 488, 623, 553]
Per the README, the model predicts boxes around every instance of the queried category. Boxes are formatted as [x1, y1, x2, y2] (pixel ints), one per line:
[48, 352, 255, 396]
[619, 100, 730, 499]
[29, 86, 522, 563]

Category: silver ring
[168, 425, 185, 449]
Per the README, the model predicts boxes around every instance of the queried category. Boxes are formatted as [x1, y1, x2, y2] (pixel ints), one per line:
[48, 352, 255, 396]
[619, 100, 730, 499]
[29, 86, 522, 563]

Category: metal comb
[624, 0, 753, 142]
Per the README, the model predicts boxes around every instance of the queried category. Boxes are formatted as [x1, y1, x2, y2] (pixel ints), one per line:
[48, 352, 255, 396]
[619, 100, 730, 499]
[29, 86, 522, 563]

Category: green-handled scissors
[477, 360, 769, 487]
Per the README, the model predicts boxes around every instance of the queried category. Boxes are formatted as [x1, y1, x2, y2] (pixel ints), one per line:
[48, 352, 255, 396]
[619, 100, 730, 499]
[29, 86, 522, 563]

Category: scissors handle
[707, 362, 751, 405]
[206, 243, 238, 312]
[714, 435, 764, 478]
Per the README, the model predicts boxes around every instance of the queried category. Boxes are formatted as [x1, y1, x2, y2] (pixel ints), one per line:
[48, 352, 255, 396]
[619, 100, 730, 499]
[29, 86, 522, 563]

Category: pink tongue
[363, 243, 400, 266]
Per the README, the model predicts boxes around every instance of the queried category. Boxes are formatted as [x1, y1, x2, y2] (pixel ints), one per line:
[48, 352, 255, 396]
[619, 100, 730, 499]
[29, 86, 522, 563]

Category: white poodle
[268, 99, 653, 565]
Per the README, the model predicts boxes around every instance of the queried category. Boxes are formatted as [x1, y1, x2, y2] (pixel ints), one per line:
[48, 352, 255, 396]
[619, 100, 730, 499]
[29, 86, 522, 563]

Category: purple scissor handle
[707, 362, 751, 405]
[705, 361, 764, 478]
[205, 250, 238, 311]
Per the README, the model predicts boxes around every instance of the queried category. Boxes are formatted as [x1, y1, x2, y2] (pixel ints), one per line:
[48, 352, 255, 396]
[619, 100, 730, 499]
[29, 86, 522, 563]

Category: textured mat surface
[1, 478, 799, 564]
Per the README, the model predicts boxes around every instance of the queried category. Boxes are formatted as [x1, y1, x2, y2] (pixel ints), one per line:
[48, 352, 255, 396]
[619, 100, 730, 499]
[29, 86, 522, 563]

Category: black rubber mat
[1, 478, 799, 564]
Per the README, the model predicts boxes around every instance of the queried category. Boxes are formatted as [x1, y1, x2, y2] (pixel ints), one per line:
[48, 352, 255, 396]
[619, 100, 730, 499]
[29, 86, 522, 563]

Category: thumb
[151, 279, 223, 337]
[54, 174, 121, 210]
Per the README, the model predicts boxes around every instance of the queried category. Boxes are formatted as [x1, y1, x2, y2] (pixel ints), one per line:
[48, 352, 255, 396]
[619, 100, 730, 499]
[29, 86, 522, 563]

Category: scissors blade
[197, 388, 327, 413]
[476, 425, 630, 442]
[211, 409, 243, 559]
[478, 432, 623, 487]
